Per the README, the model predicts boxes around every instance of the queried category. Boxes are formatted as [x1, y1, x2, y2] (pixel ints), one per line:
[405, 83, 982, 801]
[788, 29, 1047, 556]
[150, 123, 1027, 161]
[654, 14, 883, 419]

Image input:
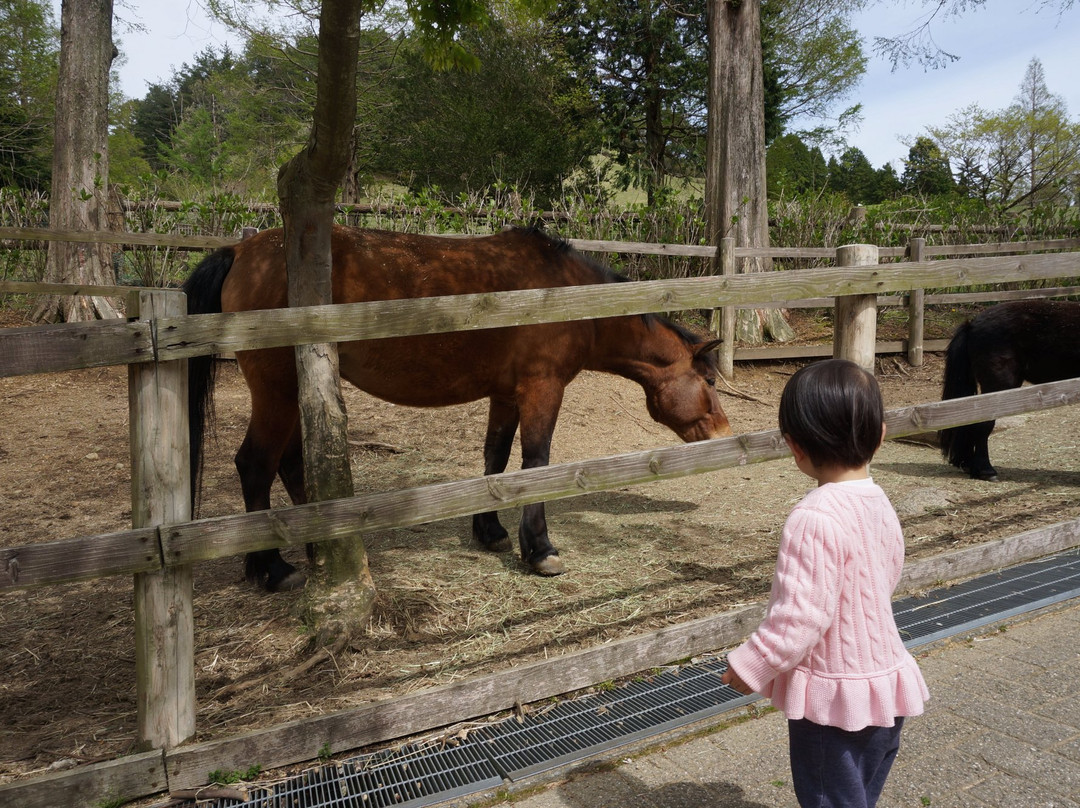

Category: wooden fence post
[907, 237, 926, 367]
[130, 290, 195, 750]
[711, 237, 737, 379]
[834, 244, 879, 372]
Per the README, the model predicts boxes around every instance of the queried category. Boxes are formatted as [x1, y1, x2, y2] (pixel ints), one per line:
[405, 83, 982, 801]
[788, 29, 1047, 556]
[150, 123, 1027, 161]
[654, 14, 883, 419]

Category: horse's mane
[516, 226, 718, 369]
[516, 226, 627, 285]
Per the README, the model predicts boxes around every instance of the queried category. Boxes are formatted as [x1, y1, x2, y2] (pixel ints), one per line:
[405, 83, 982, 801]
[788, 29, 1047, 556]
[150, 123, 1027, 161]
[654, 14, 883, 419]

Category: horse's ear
[695, 338, 723, 356]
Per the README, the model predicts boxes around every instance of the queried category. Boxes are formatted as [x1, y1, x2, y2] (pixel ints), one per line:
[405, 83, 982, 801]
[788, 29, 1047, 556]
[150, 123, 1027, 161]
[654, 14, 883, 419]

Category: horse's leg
[515, 381, 566, 576]
[964, 356, 1022, 481]
[236, 381, 307, 592]
[964, 419, 999, 481]
[472, 397, 518, 552]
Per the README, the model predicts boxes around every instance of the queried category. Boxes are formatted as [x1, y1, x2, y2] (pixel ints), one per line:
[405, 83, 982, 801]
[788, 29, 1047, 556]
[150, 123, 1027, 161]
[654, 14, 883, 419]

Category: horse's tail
[938, 319, 977, 466]
[181, 246, 236, 508]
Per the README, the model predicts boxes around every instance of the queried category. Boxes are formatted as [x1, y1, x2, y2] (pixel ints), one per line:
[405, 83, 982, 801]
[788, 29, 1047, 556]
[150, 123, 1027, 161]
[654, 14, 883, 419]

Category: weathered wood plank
[0, 319, 153, 377]
[834, 244, 879, 370]
[0, 225, 236, 250]
[164, 377, 1080, 566]
[899, 519, 1080, 593]
[0, 749, 165, 808]
[923, 238, 1080, 257]
[161, 430, 792, 565]
[907, 238, 926, 366]
[130, 291, 196, 750]
[738, 286, 1080, 311]
[0, 280, 141, 298]
[154, 252, 1080, 361]
[885, 376, 1080, 436]
[6, 251, 1080, 377]
[925, 287, 1080, 305]
[6, 378, 1080, 589]
[0, 528, 161, 590]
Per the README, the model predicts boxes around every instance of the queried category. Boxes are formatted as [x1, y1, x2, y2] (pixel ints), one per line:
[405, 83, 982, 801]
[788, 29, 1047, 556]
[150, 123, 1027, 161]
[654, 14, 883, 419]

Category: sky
[844, 0, 1080, 169]
[53, 0, 1080, 173]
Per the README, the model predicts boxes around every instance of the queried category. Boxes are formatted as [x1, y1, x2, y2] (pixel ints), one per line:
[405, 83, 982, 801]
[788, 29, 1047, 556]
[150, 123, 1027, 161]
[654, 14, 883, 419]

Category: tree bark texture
[704, 0, 793, 345]
[34, 0, 119, 323]
[277, 0, 375, 641]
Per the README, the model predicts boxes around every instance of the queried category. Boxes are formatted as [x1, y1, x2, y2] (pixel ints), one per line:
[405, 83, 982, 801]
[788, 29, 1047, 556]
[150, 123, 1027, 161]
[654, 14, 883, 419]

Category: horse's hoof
[481, 537, 513, 553]
[267, 569, 307, 592]
[531, 555, 566, 576]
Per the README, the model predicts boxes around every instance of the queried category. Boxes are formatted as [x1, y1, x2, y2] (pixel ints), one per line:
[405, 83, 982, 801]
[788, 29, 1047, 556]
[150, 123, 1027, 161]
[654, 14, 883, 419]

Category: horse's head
[645, 338, 732, 442]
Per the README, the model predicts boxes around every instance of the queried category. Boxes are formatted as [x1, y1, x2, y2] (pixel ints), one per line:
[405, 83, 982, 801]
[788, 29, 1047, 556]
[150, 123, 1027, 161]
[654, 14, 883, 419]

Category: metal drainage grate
[469, 658, 757, 779]
[177, 548, 1080, 808]
[894, 547, 1080, 648]
[181, 742, 503, 808]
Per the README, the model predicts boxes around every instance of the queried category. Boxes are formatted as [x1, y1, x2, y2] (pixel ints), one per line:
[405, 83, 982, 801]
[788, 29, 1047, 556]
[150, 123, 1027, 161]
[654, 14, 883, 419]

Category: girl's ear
[879, 423, 887, 450]
[785, 435, 807, 463]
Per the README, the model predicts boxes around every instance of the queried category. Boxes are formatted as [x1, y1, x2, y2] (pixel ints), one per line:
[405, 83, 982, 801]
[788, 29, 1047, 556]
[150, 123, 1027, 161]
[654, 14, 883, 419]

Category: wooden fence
[5, 225, 1079, 371]
[2, 230, 1080, 806]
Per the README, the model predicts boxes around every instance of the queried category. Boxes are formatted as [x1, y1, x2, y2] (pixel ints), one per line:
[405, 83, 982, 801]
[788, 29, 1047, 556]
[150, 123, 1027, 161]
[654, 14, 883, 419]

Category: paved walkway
[473, 601, 1080, 808]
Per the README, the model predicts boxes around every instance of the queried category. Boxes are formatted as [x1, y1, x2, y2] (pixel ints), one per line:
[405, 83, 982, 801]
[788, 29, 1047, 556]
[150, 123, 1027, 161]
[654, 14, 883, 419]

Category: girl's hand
[721, 666, 753, 695]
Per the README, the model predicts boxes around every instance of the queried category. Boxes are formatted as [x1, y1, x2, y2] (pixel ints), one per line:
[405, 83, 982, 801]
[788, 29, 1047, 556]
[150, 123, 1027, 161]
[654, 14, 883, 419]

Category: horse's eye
[706, 377, 716, 387]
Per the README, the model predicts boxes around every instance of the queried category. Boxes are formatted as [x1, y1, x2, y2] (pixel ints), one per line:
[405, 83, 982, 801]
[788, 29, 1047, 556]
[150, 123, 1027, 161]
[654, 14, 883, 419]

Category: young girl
[721, 358, 929, 808]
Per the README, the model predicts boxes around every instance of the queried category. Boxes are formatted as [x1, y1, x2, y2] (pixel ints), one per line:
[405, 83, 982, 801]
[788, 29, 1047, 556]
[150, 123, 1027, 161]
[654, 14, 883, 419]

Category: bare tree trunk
[33, 0, 119, 323]
[704, 0, 793, 345]
[278, 0, 376, 644]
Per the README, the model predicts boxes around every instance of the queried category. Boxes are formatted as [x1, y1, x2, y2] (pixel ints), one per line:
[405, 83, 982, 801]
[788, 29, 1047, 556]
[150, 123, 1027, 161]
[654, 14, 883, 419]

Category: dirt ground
[3, 308, 1080, 787]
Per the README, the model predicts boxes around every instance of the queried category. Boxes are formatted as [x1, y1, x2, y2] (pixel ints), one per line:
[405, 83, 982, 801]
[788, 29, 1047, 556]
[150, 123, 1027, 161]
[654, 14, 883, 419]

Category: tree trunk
[278, 0, 376, 644]
[33, 0, 119, 323]
[704, 0, 793, 346]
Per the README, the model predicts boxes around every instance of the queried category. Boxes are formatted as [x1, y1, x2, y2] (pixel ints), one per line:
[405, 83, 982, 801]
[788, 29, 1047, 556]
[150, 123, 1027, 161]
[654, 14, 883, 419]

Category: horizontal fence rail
[4, 377, 1080, 594]
[4, 251, 1080, 378]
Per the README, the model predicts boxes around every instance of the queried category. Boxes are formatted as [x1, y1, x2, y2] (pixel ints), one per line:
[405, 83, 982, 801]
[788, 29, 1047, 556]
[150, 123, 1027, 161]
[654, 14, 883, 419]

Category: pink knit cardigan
[727, 481, 929, 731]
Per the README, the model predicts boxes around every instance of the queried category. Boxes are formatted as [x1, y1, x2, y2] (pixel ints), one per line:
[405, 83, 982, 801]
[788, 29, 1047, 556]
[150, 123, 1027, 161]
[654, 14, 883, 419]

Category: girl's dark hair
[778, 359, 884, 469]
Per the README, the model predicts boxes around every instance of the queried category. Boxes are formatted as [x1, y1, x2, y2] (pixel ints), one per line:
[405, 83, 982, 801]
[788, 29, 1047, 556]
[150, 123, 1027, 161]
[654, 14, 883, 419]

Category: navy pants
[787, 717, 904, 808]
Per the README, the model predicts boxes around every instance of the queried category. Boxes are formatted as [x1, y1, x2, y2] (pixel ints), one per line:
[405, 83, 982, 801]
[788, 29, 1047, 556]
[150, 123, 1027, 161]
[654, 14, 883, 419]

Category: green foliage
[0, 0, 58, 190]
[0, 186, 47, 283]
[551, 0, 707, 203]
[122, 42, 311, 197]
[767, 134, 829, 198]
[761, 0, 867, 141]
[92, 797, 126, 808]
[208, 764, 263, 785]
[369, 20, 601, 206]
[767, 133, 905, 206]
[827, 146, 881, 204]
[927, 58, 1080, 211]
[902, 136, 955, 196]
[108, 102, 153, 190]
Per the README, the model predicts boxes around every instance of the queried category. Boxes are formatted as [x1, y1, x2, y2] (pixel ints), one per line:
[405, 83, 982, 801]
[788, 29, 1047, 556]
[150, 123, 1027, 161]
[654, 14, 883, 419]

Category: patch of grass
[208, 764, 263, 785]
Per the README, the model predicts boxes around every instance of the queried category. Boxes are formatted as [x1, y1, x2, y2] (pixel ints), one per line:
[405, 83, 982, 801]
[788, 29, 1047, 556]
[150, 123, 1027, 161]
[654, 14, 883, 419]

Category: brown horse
[184, 225, 731, 591]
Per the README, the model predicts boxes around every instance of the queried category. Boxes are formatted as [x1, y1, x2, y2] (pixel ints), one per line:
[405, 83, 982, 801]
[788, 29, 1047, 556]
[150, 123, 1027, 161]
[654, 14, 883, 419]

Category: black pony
[939, 299, 1080, 480]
